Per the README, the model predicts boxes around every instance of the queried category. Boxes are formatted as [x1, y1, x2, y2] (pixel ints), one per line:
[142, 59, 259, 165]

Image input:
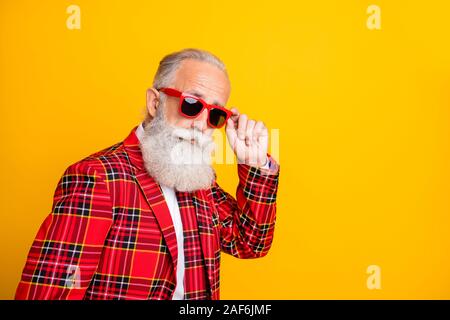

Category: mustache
[170, 127, 214, 148]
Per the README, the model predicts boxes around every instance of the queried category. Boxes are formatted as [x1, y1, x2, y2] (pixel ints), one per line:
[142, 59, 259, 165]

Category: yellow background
[1, 0, 449, 299]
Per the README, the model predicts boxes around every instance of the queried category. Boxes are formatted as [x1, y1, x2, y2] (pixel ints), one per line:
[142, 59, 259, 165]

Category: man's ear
[146, 88, 160, 119]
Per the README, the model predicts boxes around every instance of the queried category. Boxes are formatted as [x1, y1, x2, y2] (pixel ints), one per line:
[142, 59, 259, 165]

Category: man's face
[140, 59, 231, 191]
[162, 59, 231, 135]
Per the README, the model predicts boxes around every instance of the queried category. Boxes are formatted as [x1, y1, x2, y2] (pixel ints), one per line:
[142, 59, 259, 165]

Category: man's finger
[230, 107, 240, 122]
[253, 121, 265, 142]
[226, 118, 237, 142]
[237, 114, 247, 140]
[245, 119, 255, 146]
[257, 126, 269, 143]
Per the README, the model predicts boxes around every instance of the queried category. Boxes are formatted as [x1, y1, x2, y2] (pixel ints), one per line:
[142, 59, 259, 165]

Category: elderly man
[16, 49, 280, 300]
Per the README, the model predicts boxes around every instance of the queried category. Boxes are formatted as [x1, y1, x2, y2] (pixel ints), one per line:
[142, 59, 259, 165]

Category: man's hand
[225, 108, 269, 168]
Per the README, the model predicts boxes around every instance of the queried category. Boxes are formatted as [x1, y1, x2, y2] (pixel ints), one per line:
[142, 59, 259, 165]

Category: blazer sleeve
[15, 160, 113, 300]
[212, 155, 280, 259]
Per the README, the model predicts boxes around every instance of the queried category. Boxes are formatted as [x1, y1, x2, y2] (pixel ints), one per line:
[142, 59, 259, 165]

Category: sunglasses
[158, 87, 232, 129]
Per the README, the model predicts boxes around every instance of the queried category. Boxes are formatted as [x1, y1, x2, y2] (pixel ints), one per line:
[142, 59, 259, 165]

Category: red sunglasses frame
[158, 87, 232, 129]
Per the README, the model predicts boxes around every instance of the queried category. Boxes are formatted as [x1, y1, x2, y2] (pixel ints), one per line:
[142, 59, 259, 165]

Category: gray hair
[152, 48, 228, 89]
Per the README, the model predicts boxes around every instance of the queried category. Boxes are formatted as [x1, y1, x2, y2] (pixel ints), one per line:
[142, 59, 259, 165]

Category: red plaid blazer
[15, 127, 279, 300]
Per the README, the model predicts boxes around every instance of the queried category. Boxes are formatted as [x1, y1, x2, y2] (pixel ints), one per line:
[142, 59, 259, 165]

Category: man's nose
[192, 108, 209, 132]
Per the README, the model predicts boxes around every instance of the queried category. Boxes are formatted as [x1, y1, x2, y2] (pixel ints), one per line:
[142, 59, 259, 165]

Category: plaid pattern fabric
[15, 127, 280, 300]
[176, 191, 210, 299]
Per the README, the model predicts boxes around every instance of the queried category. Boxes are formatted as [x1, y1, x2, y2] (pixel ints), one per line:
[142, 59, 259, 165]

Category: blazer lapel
[122, 127, 178, 272]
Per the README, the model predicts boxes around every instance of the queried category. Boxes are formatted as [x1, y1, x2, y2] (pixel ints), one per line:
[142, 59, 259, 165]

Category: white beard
[140, 106, 216, 192]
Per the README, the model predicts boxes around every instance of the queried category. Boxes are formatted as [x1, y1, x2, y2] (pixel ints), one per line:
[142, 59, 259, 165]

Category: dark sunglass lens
[209, 108, 228, 128]
[181, 97, 204, 116]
